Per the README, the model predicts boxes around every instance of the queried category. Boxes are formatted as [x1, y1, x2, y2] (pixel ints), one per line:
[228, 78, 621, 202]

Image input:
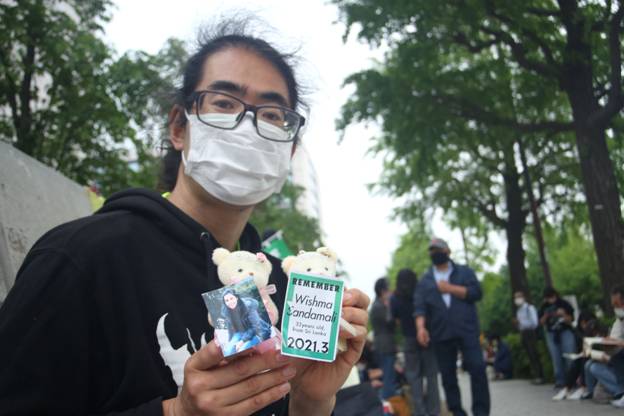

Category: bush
[504, 332, 554, 382]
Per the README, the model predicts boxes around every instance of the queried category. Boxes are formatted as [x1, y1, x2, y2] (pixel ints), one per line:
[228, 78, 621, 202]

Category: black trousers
[434, 337, 490, 416]
[520, 329, 544, 379]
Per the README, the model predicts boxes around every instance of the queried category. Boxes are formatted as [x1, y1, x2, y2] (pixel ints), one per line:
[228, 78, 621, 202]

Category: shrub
[504, 332, 553, 382]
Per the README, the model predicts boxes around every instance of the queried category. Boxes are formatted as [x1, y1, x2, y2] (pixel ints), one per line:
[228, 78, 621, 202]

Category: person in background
[552, 310, 606, 401]
[485, 334, 512, 380]
[584, 285, 624, 407]
[391, 268, 440, 416]
[513, 291, 544, 384]
[539, 287, 576, 391]
[414, 238, 490, 416]
[371, 277, 399, 401]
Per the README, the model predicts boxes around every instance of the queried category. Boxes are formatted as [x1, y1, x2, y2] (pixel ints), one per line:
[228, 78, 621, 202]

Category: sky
[103, 0, 466, 301]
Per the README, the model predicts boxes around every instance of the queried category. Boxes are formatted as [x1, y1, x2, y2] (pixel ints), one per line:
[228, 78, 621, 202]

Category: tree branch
[589, 2, 624, 128]
[432, 92, 575, 134]
[525, 7, 561, 18]
[453, 32, 498, 53]
[481, 1, 562, 78]
[451, 178, 507, 228]
[480, 25, 558, 78]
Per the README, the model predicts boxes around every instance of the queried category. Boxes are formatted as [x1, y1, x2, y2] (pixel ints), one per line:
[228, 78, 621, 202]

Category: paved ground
[446, 373, 624, 415]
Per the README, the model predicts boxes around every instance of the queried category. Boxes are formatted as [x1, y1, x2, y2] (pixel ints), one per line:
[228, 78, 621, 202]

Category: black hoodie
[0, 189, 289, 415]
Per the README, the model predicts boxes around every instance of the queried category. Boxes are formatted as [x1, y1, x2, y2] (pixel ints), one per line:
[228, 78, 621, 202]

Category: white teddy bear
[281, 246, 338, 278]
[212, 248, 279, 326]
[281, 247, 356, 352]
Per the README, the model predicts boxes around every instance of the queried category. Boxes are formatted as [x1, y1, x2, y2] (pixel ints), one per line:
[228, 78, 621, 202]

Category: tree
[386, 223, 432, 286]
[526, 223, 604, 312]
[250, 182, 323, 253]
[0, 0, 183, 196]
[337, 33, 582, 298]
[334, 0, 624, 308]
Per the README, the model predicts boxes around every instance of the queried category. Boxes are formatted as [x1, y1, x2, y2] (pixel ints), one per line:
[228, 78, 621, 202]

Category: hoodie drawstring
[200, 231, 213, 277]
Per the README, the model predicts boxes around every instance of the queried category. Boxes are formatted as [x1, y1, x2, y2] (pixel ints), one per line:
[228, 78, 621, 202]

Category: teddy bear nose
[249, 272, 254, 276]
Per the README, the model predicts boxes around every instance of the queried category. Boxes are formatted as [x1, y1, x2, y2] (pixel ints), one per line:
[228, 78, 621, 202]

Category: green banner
[262, 230, 293, 259]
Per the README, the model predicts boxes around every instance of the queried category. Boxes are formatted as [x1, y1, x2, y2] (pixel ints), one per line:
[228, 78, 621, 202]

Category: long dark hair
[158, 15, 308, 192]
[395, 268, 417, 300]
[221, 289, 251, 335]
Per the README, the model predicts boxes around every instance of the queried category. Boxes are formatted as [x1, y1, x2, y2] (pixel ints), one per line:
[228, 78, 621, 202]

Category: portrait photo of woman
[203, 277, 273, 357]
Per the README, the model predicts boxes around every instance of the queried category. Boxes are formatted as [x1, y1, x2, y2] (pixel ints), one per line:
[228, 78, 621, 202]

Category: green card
[280, 272, 344, 362]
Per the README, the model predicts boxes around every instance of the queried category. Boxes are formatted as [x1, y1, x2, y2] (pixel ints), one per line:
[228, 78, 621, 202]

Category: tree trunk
[503, 148, 530, 296]
[573, 122, 624, 311]
[559, 4, 624, 312]
[517, 139, 553, 289]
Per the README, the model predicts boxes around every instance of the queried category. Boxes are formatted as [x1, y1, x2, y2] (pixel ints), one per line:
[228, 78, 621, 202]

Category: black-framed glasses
[188, 90, 305, 142]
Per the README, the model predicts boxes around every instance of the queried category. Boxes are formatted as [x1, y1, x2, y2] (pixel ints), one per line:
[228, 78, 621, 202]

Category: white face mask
[514, 297, 525, 307]
[615, 308, 624, 320]
[182, 112, 292, 206]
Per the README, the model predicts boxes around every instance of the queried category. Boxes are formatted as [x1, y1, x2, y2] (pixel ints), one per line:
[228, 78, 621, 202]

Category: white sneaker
[567, 387, 586, 400]
[552, 388, 568, 401]
[611, 395, 624, 408]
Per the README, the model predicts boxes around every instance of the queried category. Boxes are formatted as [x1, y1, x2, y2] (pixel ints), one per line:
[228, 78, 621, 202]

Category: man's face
[429, 247, 447, 255]
[611, 293, 623, 309]
[545, 296, 556, 305]
[172, 47, 295, 208]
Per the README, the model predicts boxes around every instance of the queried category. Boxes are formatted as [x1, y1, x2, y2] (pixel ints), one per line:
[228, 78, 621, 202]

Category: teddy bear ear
[257, 252, 273, 273]
[212, 247, 230, 266]
[282, 256, 296, 275]
[317, 247, 337, 262]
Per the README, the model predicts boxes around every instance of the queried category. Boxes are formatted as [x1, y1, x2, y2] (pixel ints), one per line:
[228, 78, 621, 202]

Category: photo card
[202, 277, 273, 357]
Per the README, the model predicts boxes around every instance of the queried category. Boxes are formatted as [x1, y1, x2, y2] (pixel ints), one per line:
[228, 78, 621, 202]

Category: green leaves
[0, 0, 185, 196]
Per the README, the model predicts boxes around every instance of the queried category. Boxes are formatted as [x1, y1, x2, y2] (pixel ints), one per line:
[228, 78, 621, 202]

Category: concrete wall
[0, 142, 92, 301]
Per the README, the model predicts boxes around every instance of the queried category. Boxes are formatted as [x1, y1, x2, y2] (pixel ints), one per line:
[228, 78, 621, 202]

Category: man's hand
[162, 341, 296, 416]
[288, 288, 370, 416]
[417, 327, 430, 348]
[437, 280, 452, 293]
[437, 280, 468, 299]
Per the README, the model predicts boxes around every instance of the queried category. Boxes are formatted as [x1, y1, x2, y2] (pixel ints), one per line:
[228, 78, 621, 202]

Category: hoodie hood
[97, 188, 262, 256]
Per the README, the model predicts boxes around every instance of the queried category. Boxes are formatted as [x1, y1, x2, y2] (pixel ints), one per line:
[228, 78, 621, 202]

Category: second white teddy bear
[282, 247, 357, 352]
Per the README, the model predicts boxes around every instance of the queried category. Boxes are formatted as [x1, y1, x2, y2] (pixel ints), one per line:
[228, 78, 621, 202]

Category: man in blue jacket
[414, 238, 490, 416]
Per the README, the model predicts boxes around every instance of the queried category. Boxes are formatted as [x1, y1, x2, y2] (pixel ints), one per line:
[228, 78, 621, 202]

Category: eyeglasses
[187, 90, 305, 142]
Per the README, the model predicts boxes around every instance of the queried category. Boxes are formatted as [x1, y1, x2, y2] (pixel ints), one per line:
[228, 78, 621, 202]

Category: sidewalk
[445, 373, 624, 415]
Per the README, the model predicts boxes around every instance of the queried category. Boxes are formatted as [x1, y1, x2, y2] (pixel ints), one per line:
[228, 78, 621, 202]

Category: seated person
[584, 285, 624, 407]
[486, 334, 513, 380]
[552, 310, 607, 400]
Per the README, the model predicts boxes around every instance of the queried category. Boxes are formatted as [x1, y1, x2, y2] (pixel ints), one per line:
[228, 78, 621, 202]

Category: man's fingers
[342, 288, 370, 309]
[342, 306, 368, 327]
[340, 323, 367, 340]
[213, 364, 296, 406]
[207, 349, 293, 389]
[186, 340, 224, 372]
[222, 381, 291, 415]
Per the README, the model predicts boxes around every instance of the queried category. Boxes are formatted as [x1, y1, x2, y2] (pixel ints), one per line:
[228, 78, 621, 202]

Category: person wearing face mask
[413, 238, 490, 416]
[538, 287, 576, 391]
[0, 18, 370, 416]
[584, 285, 624, 408]
[512, 291, 544, 385]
